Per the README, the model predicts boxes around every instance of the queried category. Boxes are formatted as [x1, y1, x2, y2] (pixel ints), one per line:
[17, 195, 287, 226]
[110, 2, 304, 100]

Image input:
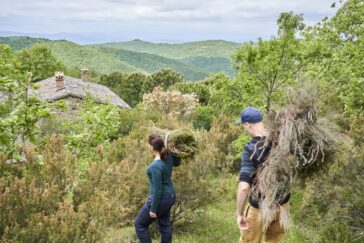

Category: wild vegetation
[0, 0, 363, 242]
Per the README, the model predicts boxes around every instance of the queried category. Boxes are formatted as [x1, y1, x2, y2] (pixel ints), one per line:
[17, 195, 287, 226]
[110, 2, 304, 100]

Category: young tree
[304, 0, 364, 115]
[207, 73, 248, 116]
[123, 72, 150, 107]
[148, 68, 185, 92]
[0, 44, 52, 158]
[99, 71, 149, 107]
[16, 44, 65, 82]
[233, 12, 321, 112]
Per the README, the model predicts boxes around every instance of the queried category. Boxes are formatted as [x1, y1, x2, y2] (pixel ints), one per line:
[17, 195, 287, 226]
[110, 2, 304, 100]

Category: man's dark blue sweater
[239, 136, 290, 208]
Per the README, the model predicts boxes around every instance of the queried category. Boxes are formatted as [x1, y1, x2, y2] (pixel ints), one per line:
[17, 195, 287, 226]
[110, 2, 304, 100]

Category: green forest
[0, 37, 238, 81]
[0, 0, 363, 242]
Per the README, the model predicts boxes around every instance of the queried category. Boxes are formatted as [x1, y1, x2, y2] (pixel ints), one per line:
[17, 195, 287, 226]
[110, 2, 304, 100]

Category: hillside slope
[0, 37, 240, 80]
[92, 39, 241, 59]
[95, 46, 209, 80]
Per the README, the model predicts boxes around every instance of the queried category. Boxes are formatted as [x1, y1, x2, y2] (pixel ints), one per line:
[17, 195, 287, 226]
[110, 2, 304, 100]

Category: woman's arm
[171, 154, 181, 167]
[150, 166, 163, 213]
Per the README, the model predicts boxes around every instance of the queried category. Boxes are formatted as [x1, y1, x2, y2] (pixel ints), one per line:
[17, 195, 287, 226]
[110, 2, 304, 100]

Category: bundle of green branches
[150, 127, 198, 158]
[251, 86, 341, 231]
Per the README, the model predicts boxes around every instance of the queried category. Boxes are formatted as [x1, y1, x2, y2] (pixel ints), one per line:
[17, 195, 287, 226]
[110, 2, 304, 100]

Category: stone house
[32, 69, 130, 110]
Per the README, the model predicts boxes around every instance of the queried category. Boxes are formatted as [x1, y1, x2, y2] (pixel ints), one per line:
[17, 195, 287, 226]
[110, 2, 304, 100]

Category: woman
[134, 134, 181, 243]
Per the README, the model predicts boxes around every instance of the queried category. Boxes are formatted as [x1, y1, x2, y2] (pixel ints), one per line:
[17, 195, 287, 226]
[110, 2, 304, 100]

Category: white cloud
[0, 0, 338, 43]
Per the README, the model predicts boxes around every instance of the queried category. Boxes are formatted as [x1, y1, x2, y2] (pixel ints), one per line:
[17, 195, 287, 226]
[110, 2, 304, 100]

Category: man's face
[243, 123, 254, 137]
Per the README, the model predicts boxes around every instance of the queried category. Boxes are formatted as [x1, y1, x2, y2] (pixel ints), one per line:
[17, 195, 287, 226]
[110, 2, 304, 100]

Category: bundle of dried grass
[150, 127, 198, 158]
[252, 86, 341, 231]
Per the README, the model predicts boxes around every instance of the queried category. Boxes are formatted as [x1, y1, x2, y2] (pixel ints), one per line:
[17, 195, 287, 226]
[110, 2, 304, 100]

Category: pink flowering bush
[143, 86, 198, 119]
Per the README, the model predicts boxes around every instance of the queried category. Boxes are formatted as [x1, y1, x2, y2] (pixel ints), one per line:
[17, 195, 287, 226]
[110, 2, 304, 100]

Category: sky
[0, 0, 338, 44]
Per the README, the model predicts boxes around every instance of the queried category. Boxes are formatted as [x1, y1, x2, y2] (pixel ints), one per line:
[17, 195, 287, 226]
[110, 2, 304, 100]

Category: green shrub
[297, 145, 364, 243]
[192, 105, 214, 130]
[204, 115, 242, 173]
[73, 158, 148, 228]
[0, 136, 101, 242]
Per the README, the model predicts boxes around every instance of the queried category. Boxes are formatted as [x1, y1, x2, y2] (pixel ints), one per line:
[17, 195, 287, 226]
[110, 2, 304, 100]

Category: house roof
[32, 75, 131, 109]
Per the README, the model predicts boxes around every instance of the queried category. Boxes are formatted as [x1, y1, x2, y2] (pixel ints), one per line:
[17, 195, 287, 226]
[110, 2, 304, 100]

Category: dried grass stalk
[252, 86, 342, 231]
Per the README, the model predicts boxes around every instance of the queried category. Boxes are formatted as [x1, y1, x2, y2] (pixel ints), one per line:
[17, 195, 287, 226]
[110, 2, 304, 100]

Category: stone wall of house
[38, 97, 84, 136]
[61, 97, 84, 117]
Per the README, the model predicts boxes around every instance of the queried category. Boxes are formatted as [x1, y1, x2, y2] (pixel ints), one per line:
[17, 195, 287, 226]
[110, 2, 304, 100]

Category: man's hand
[237, 214, 249, 230]
[149, 211, 157, 218]
[236, 182, 250, 230]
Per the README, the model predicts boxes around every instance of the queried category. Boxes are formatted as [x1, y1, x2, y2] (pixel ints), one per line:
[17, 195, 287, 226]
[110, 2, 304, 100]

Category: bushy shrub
[116, 107, 163, 137]
[192, 105, 214, 130]
[73, 126, 151, 227]
[71, 114, 234, 228]
[172, 80, 211, 105]
[0, 135, 102, 242]
[297, 145, 364, 243]
[143, 86, 198, 119]
[39, 96, 124, 159]
[204, 115, 242, 173]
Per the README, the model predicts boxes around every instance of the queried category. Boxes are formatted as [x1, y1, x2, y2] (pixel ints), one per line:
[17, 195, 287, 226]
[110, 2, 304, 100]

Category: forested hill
[92, 39, 240, 59]
[0, 36, 240, 81]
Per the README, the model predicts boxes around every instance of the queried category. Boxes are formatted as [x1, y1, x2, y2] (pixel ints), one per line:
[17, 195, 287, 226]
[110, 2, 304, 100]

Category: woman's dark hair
[148, 134, 168, 160]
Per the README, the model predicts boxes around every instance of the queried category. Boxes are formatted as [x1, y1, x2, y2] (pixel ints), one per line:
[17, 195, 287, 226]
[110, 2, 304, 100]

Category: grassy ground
[103, 200, 239, 243]
[173, 200, 240, 242]
[104, 200, 307, 243]
[103, 176, 308, 243]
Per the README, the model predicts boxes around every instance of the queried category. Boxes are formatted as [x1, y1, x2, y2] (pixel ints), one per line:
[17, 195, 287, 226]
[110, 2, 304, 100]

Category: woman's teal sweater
[147, 153, 181, 212]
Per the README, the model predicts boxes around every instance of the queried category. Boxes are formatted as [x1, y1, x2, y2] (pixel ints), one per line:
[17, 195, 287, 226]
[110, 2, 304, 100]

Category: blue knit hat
[236, 106, 263, 125]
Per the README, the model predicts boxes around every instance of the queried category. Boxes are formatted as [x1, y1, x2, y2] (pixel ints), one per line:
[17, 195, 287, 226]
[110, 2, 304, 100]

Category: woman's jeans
[134, 194, 176, 243]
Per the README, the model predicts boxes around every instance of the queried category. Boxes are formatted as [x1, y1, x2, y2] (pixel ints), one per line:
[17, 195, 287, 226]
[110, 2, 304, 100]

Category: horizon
[0, 32, 243, 45]
[0, 0, 338, 44]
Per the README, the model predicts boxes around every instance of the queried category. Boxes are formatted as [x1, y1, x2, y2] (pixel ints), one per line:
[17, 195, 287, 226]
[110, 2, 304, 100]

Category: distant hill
[0, 37, 139, 73]
[0, 36, 50, 50]
[180, 56, 236, 77]
[95, 46, 209, 80]
[0, 36, 242, 81]
[92, 39, 240, 59]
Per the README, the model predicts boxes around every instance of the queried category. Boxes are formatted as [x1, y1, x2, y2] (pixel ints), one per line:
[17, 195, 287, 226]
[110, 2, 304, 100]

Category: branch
[247, 63, 269, 90]
[275, 55, 316, 90]
[271, 39, 288, 90]
[229, 86, 244, 101]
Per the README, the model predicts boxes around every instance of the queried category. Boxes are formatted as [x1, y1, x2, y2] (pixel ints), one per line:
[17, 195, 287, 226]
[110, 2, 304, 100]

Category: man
[236, 106, 290, 243]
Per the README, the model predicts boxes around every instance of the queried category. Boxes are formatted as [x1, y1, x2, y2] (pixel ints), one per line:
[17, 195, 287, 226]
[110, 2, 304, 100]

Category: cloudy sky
[0, 0, 338, 44]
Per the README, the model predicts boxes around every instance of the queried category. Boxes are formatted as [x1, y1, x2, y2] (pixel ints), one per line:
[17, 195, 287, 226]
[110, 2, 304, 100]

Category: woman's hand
[149, 211, 157, 218]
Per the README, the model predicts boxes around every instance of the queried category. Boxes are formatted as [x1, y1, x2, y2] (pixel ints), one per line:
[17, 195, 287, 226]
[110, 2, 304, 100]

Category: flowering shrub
[143, 86, 198, 119]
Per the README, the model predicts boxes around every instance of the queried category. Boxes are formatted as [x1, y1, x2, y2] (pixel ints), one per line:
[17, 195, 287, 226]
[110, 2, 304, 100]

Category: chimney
[81, 68, 89, 82]
[55, 72, 64, 90]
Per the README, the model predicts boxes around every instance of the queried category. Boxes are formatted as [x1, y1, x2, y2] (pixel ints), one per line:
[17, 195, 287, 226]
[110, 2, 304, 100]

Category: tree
[304, 0, 364, 116]
[233, 12, 321, 113]
[0, 44, 52, 158]
[207, 73, 250, 116]
[99, 71, 126, 92]
[99, 69, 185, 108]
[148, 68, 185, 92]
[172, 80, 211, 105]
[275, 3, 364, 241]
[99, 71, 149, 107]
[62, 96, 122, 156]
[123, 72, 150, 107]
[16, 44, 65, 82]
